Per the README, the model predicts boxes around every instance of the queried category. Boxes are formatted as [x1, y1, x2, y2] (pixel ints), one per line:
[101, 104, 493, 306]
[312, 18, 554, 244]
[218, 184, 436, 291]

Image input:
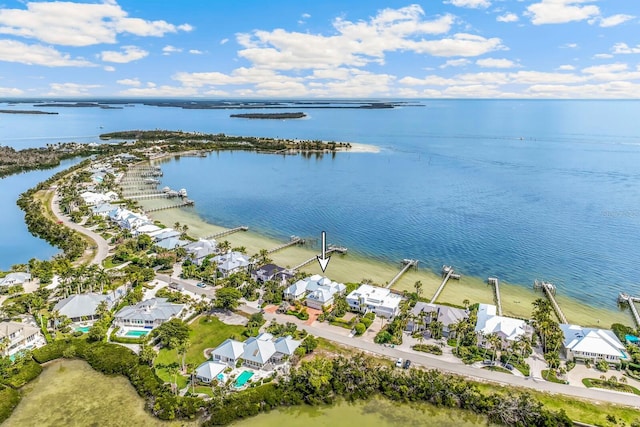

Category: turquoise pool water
[216, 373, 225, 382]
[234, 371, 254, 388]
[125, 330, 149, 337]
[76, 326, 90, 333]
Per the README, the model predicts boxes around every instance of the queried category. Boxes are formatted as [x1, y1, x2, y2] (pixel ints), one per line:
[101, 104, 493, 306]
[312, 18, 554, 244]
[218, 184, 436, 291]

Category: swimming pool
[76, 326, 90, 333]
[234, 370, 254, 388]
[125, 330, 149, 337]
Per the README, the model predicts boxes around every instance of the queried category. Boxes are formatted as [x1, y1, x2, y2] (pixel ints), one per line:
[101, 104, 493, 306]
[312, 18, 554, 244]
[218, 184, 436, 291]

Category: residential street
[252, 306, 640, 408]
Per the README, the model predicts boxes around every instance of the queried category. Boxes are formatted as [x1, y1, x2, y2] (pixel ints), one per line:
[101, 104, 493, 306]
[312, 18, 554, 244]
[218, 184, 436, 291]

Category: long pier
[534, 280, 568, 324]
[292, 245, 347, 271]
[204, 226, 249, 240]
[430, 265, 456, 304]
[129, 193, 175, 200]
[488, 277, 503, 316]
[385, 259, 418, 289]
[618, 293, 640, 328]
[267, 236, 304, 254]
[145, 199, 194, 213]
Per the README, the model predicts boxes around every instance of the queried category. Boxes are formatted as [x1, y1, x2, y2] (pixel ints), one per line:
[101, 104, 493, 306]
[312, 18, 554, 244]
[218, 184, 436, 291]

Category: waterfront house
[212, 338, 245, 366]
[305, 288, 337, 310]
[242, 333, 277, 370]
[91, 203, 116, 218]
[53, 291, 122, 323]
[150, 228, 182, 242]
[407, 302, 468, 336]
[559, 324, 629, 363]
[80, 191, 118, 206]
[108, 207, 151, 230]
[475, 303, 529, 348]
[283, 274, 345, 305]
[114, 298, 185, 330]
[252, 263, 294, 284]
[155, 237, 186, 250]
[195, 361, 227, 384]
[212, 251, 251, 277]
[0, 272, 31, 287]
[0, 320, 46, 357]
[346, 284, 403, 318]
[273, 335, 302, 361]
[283, 280, 308, 301]
[133, 223, 162, 237]
[184, 239, 218, 266]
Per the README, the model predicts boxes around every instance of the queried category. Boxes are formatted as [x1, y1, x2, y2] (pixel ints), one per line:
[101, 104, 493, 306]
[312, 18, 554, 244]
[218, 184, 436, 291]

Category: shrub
[361, 317, 373, 329]
[412, 344, 443, 355]
[596, 360, 609, 372]
[354, 323, 366, 335]
[2, 359, 43, 388]
[0, 385, 20, 424]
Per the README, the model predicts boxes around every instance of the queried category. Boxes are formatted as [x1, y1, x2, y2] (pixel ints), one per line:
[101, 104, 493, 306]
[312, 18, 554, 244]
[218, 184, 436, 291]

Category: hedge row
[0, 385, 21, 424]
[2, 359, 43, 388]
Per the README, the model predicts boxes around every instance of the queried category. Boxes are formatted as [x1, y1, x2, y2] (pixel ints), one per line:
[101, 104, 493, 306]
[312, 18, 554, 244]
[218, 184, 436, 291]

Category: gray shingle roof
[114, 298, 184, 323]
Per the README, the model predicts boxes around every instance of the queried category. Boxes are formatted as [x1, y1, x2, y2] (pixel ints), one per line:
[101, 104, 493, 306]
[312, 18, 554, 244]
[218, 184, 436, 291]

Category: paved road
[255, 308, 640, 408]
[50, 191, 110, 265]
[155, 273, 216, 298]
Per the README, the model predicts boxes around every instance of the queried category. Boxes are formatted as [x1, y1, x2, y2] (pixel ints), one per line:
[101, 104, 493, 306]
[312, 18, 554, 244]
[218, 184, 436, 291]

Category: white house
[242, 333, 277, 369]
[283, 280, 308, 301]
[560, 324, 629, 363]
[53, 291, 122, 323]
[0, 272, 31, 287]
[91, 203, 116, 218]
[305, 288, 337, 310]
[114, 298, 185, 330]
[80, 191, 118, 206]
[0, 320, 46, 357]
[108, 207, 151, 231]
[283, 274, 345, 306]
[184, 239, 218, 265]
[150, 229, 182, 242]
[346, 284, 403, 318]
[212, 252, 250, 277]
[273, 335, 302, 362]
[475, 303, 529, 348]
[195, 361, 227, 384]
[212, 338, 245, 366]
[133, 223, 162, 237]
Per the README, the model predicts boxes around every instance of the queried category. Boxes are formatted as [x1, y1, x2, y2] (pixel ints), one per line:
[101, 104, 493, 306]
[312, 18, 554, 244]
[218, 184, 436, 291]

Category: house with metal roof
[407, 302, 468, 336]
[212, 338, 245, 366]
[272, 335, 302, 362]
[283, 275, 346, 308]
[560, 324, 629, 363]
[0, 272, 31, 287]
[475, 303, 530, 348]
[0, 320, 46, 357]
[53, 292, 121, 323]
[114, 298, 185, 330]
[195, 361, 227, 384]
[91, 203, 117, 218]
[184, 239, 218, 265]
[242, 333, 277, 369]
[212, 251, 250, 277]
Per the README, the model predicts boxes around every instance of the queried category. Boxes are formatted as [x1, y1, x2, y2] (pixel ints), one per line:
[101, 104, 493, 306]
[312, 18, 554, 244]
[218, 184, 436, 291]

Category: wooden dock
[145, 199, 194, 213]
[618, 293, 640, 328]
[204, 226, 249, 240]
[488, 277, 503, 316]
[430, 265, 456, 303]
[129, 193, 176, 200]
[534, 280, 568, 324]
[385, 259, 419, 289]
[292, 245, 347, 271]
[267, 236, 304, 254]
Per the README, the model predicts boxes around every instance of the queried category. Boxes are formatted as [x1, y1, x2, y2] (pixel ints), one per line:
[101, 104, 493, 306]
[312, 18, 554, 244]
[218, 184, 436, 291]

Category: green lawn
[193, 385, 215, 397]
[541, 369, 567, 384]
[582, 378, 640, 396]
[154, 315, 246, 387]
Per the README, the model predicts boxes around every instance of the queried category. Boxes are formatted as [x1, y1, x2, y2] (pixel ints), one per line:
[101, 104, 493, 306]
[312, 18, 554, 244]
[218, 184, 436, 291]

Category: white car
[395, 358, 403, 368]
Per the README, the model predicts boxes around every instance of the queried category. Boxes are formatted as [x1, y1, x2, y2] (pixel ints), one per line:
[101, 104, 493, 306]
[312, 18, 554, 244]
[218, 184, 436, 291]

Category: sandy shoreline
[127, 169, 632, 329]
[342, 142, 380, 153]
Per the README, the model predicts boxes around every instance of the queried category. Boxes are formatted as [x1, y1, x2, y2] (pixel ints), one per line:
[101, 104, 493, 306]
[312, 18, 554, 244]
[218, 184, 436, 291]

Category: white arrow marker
[316, 231, 331, 273]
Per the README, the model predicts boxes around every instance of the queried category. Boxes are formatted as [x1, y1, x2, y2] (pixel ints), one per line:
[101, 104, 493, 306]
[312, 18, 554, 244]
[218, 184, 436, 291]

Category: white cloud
[448, 0, 491, 9]
[599, 14, 635, 28]
[119, 85, 198, 97]
[220, 38, 229, 45]
[476, 58, 519, 68]
[234, 6, 500, 71]
[440, 58, 470, 68]
[0, 86, 24, 96]
[189, 49, 203, 55]
[582, 63, 628, 74]
[557, 64, 575, 70]
[611, 42, 640, 54]
[0, 0, 192, 47]
[301, 13, 311, 19]
[116, 78, 141, 86]
[0, 39, 95, 66]
[162, 45, 182, 55]
[527, 0, 600, 25]
[103, 65, 115, 71]
[560, 43, 578, 49]
[497, 13, 519, 23]
[100, 46, 148, 63]
[47, 82, 100, 96]
[593, 53, 613, 59]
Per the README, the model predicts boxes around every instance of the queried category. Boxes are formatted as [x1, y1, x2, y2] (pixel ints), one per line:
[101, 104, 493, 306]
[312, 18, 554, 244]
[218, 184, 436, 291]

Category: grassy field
[139, 195, 634, 329]
[154, 315, 246, 386]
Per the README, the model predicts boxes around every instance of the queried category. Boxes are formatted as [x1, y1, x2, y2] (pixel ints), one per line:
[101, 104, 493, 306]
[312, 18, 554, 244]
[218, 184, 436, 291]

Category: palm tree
[174, 221, 181, 230]
[462, 299, 470, 309]
[218, 240, 231, 253]
[487, 333, 502, 362]
[0, 336, 10, 357]
[413, 281, 423, 298]
[428, 320, 444, 340]
[167, 365, 179, 395]
[178, 339, 190, 373]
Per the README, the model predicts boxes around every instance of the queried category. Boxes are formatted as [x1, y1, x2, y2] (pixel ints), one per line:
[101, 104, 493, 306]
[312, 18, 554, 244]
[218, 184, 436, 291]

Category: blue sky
[0, 0, 639, 98]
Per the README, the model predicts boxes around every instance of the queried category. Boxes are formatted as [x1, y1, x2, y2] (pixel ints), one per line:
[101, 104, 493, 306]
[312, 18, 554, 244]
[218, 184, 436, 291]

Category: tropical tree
[428, 320, 444, 340]
[413, 280, 423, 297]
[178, 339, 190, 373]
[214, 287, 243, 311]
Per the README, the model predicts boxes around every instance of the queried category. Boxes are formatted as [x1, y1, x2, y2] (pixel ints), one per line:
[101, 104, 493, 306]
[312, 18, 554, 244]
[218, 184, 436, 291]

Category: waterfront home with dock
[212, 251, 250, 277]
[114, 298, 185, 332]
[0, 319, 46, 357]
[184, 239, 218, 265]
[475, 303, 530, 349]
[346, 284, 403, 318]
[407, 302, 468, 336]
[559, 324, 629, 364]
[252, 263, 294, 284]
[80, 190, 118, 206]
[283, 274, 345, 303]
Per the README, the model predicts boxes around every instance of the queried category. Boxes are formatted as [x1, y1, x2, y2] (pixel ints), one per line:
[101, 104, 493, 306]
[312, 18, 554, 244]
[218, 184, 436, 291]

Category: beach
[136, 194, 632, 328]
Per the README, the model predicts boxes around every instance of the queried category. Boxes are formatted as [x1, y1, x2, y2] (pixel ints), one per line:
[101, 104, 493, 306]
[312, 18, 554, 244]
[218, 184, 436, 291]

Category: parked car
[169, 282, 184, 291]
[395, 358, 403, 368]
[504, 363, 514, 371]
[482, 360, 493, 366]
[196, 282, 207, 288]
[403, 359, 412, 369]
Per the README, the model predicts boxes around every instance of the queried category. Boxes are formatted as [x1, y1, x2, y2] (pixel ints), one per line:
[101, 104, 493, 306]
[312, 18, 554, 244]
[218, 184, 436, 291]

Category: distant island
[33, 102, 122, 109]
[230, 112, 306, 119]
[0, 109, 58, 115]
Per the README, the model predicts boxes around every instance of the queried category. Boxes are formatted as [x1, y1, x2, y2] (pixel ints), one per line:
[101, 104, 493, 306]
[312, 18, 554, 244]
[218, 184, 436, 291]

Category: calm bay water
[1, 100, 640, 309]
